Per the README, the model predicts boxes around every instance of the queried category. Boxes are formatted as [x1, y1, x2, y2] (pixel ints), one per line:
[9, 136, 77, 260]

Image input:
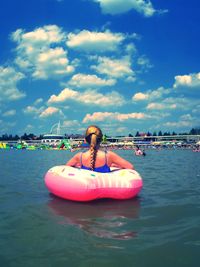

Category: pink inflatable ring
[44, 166, 143, 202]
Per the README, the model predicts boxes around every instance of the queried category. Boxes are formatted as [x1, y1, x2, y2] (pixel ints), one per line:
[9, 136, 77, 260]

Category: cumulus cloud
[163, 114, 197, 128]
[48, 88, 125, 107]
[133, 85, 199, 117]
[0, 66, 26, 102]
[78, 91, 125, 106]
[163, 97, 194, 111]
[33, 98, 43, 105]
[137, 55, 153, 70]
[48, 88, 77, 103]
[23, 98, 45, 116]
[68, 73, 116, 88]
[132, 87, 170, 101]
[39, 106, 63, 118]
[180, 114, 193, 121]
[91, 56, 134, 79]
[32, 47, 74, 79]
[11, 25, 74, 79]
[63, 120, 80, 128]
[2, 109, 16, 117]
[145, 95, 196, 111]
[173, 72, 200, 88]
[132, 92, 148, 101]
[12, 25, 65, 44]
[92, 0, 157, 17]
[66, 30, 124, 52]
[146, 102, 176, 110]
[83, 111, 151, 123]
[23, 105, 43, 115]
[192, 104, 200, 114]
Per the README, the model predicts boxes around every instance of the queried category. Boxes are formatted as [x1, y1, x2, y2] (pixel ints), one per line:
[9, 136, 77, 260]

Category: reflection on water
[48, 196, 141, 240]
[1, 149, 200, 267]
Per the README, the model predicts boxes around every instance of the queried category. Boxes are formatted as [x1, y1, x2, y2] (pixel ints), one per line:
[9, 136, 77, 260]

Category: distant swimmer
[134, 146, 146, 156]
[193, 146, 200, 152]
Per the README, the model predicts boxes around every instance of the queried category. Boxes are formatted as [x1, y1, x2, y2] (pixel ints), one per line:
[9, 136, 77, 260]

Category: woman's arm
[109, 151, 134, 169]
[66, 152, 81, 167]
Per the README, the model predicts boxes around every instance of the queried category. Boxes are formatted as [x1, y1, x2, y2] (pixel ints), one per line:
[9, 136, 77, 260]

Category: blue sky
[0, 0, 199, 136]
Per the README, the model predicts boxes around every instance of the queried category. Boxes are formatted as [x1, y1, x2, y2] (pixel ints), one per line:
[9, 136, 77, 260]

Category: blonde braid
[85, 125, 103, 171]
[90, 135, 97, 171]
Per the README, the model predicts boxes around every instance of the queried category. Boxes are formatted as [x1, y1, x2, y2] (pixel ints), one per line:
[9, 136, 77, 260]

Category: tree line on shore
[131, 127, 200, 137]
[0, 127, 200, 141]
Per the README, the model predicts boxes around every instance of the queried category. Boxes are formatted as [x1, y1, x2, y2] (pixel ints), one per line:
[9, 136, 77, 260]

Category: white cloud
[192, 104, 200, 114]
[163, 120, 195, 128]
[91, 56, 134, 79]
[173, 114, 200, 129]
[32, 47, 74, 79]
[66, 30, 124, 52]
[137, 55, 153, 70]
[48, 88, 78, 103]
[62, 120, 80, 128]
[78, 90, 125, 106]
[146, 102, 176, 110]
[23, 105, 43, 115]
[163, 97, 194, 111]
[23, 99, 45, 116]
[39, 106, 61, 118]
[12, 25, 64, 47]
[150, 87, 171, 99]
[0, 66, 26, 102]
[92, 0, 157, 17]
[68, 73, 116, 88]
[83, 111, 151, 123]
[173, 72, 200, 88]
[48, 88, 125, 107]
[132, 92, 148, 101]
[11, 25, 74, 79]
[33, 98, 43, 105]
[180, 114, 193, 121]
[2, 109, 16, 117]
[132, 87, 170, 101]
[145, 95, 197, 111]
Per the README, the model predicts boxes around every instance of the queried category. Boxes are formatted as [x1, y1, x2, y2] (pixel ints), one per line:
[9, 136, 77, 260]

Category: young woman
[66, 125, 134, 172]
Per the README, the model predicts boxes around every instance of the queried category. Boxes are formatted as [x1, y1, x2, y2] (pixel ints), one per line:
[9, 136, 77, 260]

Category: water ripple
[0, 149, 200, 267]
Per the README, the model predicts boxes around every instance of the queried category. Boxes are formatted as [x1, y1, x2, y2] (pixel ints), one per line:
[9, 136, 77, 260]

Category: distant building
[41, 121, 64, 145]
[41, 134, 64, 145]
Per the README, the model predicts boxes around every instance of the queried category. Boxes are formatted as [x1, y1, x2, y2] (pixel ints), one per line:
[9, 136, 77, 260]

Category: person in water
[134, 146, 146, 156]
[66, 125, 134, 172]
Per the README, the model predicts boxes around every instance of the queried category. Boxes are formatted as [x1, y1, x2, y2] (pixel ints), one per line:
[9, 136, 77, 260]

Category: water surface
[0, 149, 199, 267]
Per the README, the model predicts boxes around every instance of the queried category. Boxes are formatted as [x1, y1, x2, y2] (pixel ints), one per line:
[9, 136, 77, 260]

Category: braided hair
[85, 125, 103, 171]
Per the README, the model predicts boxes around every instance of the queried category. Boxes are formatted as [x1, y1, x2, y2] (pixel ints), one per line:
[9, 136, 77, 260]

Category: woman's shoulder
[73, 151, 82, 159]
[105, 150, 118, 158]
[99, 149, 112, 155]
[106, 150, 116, 155]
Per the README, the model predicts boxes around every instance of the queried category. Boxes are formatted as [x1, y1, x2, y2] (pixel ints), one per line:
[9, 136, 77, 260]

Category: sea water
[0, 149, 199, 267]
